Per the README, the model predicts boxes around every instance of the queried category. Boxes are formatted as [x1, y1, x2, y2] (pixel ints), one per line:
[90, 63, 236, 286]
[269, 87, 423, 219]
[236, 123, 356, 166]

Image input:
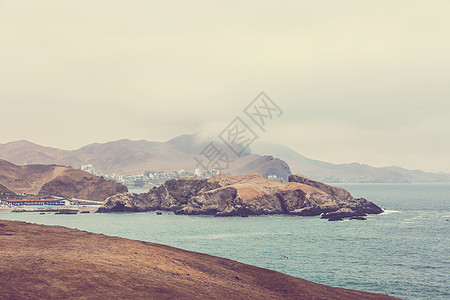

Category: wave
[380, 210, 400, 215]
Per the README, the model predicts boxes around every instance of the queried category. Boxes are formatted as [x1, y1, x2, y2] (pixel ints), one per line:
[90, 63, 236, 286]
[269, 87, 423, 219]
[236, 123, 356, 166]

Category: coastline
[0, 220, 398, 299]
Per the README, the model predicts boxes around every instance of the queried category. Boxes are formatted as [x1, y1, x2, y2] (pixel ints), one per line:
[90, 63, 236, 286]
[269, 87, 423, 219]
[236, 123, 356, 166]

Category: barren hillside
[0, 220, 397, 300]
[0, 159, 127, 201]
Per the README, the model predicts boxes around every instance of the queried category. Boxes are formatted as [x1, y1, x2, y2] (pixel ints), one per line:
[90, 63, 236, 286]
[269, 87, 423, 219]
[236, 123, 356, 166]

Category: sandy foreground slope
[0, 220, 398, 300]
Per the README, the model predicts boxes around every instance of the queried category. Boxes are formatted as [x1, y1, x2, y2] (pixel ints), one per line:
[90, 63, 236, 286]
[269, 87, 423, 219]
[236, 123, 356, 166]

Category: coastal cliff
[0, 183, 15, 199]
[98, 173, 383, 220]
[0, 159, 127, 201]
[0, 220, 398, 299]
[39, 174, 128, 201]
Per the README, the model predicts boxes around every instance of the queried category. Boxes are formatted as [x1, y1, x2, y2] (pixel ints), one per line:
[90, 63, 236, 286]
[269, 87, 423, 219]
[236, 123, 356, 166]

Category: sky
[1, 0, 449, 172]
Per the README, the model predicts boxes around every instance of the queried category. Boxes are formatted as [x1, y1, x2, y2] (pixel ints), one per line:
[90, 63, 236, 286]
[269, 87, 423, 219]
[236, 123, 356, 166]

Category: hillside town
[80, 164, 281, 188]
[80, 164, 222, 188]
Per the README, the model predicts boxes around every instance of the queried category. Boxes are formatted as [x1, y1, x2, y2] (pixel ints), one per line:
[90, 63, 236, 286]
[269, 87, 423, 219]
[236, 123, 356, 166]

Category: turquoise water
[1, 183, 449, 299]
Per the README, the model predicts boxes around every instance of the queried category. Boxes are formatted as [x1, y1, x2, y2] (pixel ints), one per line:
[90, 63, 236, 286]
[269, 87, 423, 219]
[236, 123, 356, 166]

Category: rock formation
[0, 183, 15, 199]
[39, 174, 128, 201]
[0, 159, 127, 201]
[98, 173, 383, 220]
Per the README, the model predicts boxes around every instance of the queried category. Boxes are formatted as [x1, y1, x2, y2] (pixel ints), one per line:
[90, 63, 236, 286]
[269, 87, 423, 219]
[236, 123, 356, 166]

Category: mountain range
[0, 136, 292, 181]
[251, 141, 450, 183]
[0, 134, 448, 183]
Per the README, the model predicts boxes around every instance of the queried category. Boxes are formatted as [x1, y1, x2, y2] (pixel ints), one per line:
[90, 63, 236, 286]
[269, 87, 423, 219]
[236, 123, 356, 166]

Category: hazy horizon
[1, 1, 449, 172]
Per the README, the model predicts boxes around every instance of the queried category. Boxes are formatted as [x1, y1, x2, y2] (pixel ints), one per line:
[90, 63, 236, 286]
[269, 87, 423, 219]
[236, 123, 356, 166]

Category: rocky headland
[98, 173, 383, 220]
[0, 183, 15, 200]
[0, 220, 397, 299]
[0, 159, 127, 201]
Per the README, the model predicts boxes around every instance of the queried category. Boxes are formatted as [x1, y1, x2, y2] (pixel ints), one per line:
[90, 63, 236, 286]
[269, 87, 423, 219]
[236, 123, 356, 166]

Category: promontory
[98, 173, 383, 220]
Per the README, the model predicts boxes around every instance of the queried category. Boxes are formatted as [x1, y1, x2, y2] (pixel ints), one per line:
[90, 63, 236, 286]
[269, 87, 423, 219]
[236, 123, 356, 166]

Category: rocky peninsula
[0, 220, 397, 299]
[98, 173, 383, 220]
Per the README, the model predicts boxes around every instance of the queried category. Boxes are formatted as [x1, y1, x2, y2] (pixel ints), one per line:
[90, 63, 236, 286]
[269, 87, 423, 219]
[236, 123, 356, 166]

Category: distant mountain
[381, 166, 450, 182]
[1, 135, 448, 183]
[0, 135, 291, 181]
[167, 133, 251, 157]
[73, 139, 193, 174]
[0, 140, 82, 167]
[165, 134, 286, 179]
[250, 141, 450, 183]
[0, 159, 127, 200]
[231, 155, 291, 181]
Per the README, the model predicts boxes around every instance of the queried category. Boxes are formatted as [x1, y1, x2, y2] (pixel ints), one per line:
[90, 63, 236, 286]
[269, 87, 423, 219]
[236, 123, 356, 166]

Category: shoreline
[0, 219, 398, 299]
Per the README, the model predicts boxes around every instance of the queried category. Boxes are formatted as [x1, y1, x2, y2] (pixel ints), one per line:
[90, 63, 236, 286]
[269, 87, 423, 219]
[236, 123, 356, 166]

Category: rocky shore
[98, 173, 383, 220]
[0, 220, 397, 299]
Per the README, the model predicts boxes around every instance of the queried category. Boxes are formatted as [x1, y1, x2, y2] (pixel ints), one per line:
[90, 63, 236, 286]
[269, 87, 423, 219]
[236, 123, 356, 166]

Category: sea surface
[1, 183, 449, 300]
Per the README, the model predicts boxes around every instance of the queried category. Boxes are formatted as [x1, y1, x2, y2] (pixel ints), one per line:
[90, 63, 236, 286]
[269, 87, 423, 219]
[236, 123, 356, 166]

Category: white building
[80, 164, 98, 176]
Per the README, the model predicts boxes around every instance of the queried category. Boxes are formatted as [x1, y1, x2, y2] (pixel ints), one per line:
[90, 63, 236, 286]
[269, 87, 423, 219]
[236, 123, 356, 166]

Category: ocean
[1, 183, 449, 299]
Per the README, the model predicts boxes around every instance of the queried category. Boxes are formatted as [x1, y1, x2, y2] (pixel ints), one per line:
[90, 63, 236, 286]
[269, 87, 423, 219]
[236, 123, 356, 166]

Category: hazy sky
[1, 1, 449, 172]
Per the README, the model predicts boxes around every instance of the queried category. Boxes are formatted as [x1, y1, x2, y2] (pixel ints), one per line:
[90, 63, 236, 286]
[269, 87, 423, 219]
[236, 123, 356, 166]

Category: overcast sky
[1, 1, 449, 172]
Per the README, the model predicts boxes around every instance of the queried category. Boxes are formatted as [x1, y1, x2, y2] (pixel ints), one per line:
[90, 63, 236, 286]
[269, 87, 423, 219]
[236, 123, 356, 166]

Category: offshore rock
[98, 173, 383, 220]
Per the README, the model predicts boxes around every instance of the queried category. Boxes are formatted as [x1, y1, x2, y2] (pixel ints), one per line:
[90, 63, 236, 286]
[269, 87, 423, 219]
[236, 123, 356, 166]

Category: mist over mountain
[0, 134, 291, 181]
[0, 134, 448, 183]
[250, 141, 450, 183]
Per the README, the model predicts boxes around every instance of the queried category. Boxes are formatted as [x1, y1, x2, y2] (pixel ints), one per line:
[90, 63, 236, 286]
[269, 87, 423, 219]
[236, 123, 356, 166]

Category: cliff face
[0, 183, 14, 194]
[39, 175, 128, 201]
[0, 159, 127, 201]
[98, 173, 383, 220]
[0, 183, 15, 199]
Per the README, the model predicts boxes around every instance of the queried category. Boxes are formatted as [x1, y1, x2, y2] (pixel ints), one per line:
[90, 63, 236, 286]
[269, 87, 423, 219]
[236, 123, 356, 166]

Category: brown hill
[2, 135, 450, 182]
[0, 138, 290, 180]
[0, 140, 82, 167]
[0, 220, 397, 299]
[0, 183, 14, 194]
[0, 159, 127, 201]
[0, 183, 15, 199]
[232, 155, 291, 181]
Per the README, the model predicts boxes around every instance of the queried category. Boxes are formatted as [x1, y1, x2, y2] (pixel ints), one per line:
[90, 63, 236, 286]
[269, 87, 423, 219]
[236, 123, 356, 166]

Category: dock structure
[2, 198, 70, 206]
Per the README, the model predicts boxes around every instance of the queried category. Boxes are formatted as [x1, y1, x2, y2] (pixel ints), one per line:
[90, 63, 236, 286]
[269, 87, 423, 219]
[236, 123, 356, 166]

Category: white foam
[380, 210, 400, 215]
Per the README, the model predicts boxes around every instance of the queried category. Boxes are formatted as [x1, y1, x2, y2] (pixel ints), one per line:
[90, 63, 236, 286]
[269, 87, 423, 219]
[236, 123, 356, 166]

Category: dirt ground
[0, 220, 398, 299]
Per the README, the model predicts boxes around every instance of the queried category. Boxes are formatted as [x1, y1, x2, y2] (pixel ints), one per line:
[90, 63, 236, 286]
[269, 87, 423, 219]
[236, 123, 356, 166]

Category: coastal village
[0, 164, 222, 213]
[80, 163, 222, 188]
[80, 164, 281, 188]
[0, 163, 283, 213]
